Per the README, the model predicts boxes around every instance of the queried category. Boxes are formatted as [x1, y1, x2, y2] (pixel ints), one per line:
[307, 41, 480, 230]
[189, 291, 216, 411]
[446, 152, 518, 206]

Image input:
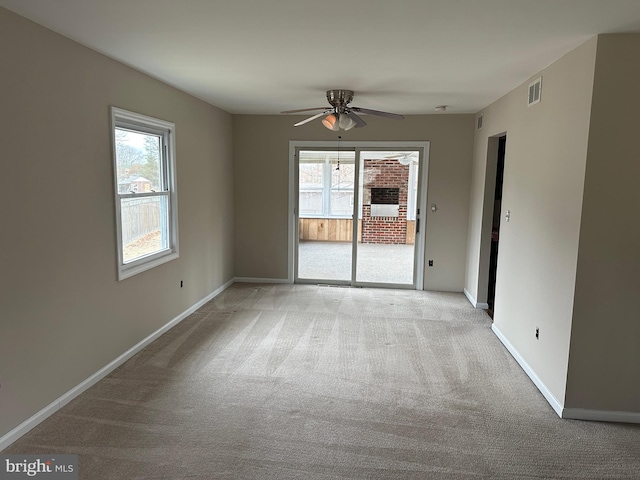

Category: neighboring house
[117, 176, 152, 194]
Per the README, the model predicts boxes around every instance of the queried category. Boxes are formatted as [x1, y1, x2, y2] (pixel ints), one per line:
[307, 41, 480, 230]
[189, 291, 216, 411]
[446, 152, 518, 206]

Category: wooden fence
[299, 218, 416, 245]
[121, 197, 162, 246]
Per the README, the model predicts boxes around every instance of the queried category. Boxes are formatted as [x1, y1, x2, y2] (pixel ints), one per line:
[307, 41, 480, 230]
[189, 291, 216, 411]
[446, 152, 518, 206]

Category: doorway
[290, 141, 429, 289]
[487, 135, 506, 316]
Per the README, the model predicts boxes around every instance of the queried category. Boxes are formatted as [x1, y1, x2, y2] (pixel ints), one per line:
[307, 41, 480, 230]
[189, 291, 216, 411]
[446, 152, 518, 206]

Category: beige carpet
[4, 284, 640, 479]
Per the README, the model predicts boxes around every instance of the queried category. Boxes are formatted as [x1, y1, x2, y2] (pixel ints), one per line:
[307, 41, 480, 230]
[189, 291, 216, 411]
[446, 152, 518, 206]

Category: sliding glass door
[355, 151, 419, 285]
[294, 144, 426, 289]
[297, 150, 355, 282]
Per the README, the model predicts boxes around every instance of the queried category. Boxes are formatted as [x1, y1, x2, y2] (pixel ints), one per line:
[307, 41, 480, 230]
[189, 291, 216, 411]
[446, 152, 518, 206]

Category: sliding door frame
[288, 140, 430, 290]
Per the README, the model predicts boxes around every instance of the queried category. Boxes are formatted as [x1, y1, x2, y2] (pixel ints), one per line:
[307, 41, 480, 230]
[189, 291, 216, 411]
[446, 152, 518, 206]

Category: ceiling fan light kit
[282, 89, 404, 130]
[321, 113, 339, 131]
[338, 113, 356, 130]
[321, 112, 357, 131]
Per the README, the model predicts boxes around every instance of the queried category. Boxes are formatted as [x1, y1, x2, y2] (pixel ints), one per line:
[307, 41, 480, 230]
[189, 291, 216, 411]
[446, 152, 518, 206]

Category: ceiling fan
[281, 89, 404, 131]
[384, 151, 419, 165]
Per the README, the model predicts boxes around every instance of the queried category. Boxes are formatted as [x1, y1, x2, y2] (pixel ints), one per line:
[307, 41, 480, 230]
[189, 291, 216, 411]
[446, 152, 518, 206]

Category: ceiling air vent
[528, 77, 542, 106]
[476, 113, 483, 130]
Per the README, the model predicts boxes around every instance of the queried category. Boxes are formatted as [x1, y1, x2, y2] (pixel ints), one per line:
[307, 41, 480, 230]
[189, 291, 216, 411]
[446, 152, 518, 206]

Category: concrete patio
[297, 240, 415, 285]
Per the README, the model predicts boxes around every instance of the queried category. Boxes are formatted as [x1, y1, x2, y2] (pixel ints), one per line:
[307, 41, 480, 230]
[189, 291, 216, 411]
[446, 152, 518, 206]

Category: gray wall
[467, 33, 640, 416]
[0, 8, 235, 438]
[464, 38, 598, 404]
[233, 114, 475, 291]
[566, 34, 640, 412]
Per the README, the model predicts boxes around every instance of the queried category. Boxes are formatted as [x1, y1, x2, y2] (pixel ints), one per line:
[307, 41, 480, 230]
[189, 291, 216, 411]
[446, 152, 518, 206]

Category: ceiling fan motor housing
[326, 89, 354, 111]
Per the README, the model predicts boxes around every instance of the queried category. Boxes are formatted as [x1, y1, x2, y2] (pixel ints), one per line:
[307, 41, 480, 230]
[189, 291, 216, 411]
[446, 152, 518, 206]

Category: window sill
[118, 250, 179, 281]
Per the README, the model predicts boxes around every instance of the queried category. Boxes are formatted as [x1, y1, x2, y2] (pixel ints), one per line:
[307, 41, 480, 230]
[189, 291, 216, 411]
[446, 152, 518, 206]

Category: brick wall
[361, 159, 409, 244]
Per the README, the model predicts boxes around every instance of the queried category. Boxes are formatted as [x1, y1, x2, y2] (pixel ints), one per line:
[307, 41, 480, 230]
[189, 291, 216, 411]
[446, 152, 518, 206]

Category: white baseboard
[234, 277, 290, 284]
[0, 399, 60, 452]
[0, 278, 235, 451]
[487, 325, 640, 425]
[463, 288, 489, 309]
[562, 408, 640, 424]
[491, 324, 564, 418]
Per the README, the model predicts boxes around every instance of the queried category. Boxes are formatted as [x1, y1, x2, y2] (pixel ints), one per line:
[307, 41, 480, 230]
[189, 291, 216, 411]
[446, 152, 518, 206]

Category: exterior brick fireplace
[361, 159, 409, 244]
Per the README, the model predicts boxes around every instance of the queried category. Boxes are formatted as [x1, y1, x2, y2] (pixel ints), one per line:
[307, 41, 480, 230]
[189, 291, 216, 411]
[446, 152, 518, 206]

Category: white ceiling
[3, 0, 640, 115]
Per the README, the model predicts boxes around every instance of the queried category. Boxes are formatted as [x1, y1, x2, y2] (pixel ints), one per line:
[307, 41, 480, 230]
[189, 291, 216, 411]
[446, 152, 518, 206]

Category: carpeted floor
[4, 284, 640, 479]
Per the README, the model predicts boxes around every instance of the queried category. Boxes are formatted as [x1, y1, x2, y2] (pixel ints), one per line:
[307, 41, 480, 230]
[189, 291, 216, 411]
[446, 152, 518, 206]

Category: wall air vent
[528, 77, 542, 106]
[477, 113, 483, 130]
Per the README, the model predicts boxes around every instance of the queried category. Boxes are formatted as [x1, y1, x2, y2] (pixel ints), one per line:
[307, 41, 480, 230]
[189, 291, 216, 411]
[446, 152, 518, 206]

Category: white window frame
[111, 107, 179, 280]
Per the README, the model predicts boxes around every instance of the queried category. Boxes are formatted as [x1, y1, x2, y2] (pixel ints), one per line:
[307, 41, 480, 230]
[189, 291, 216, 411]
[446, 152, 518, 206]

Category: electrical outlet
[180, 280, 184, 288]
[535, 327, 539, 340]
[428, 260, 434, 267]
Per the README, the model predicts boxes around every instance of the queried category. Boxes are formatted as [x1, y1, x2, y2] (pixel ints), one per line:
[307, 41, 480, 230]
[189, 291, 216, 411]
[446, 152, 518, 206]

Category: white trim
[233, 277, 290, 284]
[0, 278, 235, 451]
[491, 324, 564, 417]
[487, 324, 640, 424]
[415, 146, 429, 291]
[288, 142, 296, 283]
[562, 408, 640, 424]
[118, 251, 179, 280]
[111, 107, 179, 281]
[0, 399, 60, 452]
[464, 288, 489, 309]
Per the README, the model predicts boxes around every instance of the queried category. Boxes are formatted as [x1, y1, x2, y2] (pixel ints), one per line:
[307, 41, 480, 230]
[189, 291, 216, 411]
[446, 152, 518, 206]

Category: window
[111, 107, 178, 280]
[299, 151, 355, 218]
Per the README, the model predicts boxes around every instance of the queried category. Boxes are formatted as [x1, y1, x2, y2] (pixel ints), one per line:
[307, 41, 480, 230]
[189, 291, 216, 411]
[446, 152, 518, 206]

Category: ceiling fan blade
[293, 111, 330, 127]
[384, 152, 418, 164]
[346, 112, 367, 128]
[281, 107, 328, 114]
[350, 107, 404, 120]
